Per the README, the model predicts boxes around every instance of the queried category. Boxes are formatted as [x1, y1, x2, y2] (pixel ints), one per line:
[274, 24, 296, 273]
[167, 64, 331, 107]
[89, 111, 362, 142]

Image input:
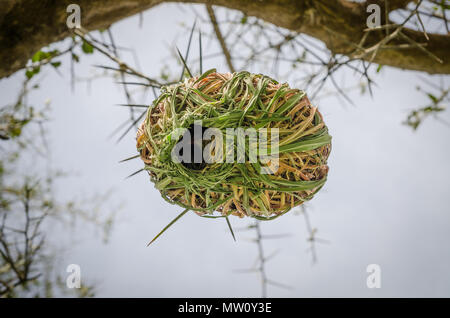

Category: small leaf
[31, 50, 59, 62]
[147, 209, 190, 246]
[72, 53, 80, 63]
[82, 41, 94, 54]
[427, 93, 438, 104]
[25, 70, 34, 79]
[32, 51, 46, 62]
[10, 126, 22, 137]
[51, 61, 61, 68]
[25, 66, 40, 79]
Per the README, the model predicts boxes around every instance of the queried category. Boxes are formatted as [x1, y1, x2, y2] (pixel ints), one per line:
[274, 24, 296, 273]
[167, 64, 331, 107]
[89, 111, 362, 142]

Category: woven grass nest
[136, 70, 331, 221]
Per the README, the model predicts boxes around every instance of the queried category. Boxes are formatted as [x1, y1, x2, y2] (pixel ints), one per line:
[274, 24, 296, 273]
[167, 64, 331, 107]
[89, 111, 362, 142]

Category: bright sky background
[1, 3, 449, 297]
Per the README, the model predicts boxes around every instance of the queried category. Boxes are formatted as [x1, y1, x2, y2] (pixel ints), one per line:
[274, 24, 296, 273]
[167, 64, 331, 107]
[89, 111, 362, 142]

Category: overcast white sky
[1, 3, 449, 297]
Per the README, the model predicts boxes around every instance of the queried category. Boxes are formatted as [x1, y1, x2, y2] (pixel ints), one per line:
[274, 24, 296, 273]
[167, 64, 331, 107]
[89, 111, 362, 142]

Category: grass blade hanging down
[147, 209, 190, 246]
[225, 216, 236, 241]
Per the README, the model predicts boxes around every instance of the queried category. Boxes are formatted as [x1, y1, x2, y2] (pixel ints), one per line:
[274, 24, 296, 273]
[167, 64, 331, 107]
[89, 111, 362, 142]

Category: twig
[206, 5, 236, 72]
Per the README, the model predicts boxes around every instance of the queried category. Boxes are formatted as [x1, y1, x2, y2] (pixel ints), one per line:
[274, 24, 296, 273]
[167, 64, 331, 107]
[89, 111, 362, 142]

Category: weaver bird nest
[137, 70, 331, 220]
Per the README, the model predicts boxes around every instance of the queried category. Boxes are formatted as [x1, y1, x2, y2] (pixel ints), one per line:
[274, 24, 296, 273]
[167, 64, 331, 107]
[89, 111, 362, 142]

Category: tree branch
[206, 4, 235, 72]
[0, 0, 448, 79]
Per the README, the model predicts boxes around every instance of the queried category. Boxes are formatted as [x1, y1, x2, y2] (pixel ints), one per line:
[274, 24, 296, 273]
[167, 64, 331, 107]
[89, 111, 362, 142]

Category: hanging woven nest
[136, 70, 331, 220]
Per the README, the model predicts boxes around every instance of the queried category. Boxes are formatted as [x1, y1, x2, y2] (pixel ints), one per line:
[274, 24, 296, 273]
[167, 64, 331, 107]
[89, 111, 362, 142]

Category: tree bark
[0, 0, 448, 79]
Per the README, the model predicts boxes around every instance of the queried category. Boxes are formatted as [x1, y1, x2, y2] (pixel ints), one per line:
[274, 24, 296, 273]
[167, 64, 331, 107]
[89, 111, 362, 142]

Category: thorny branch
[1, 0, 449, 78]
[0, 76, 119, 296]
[233, 205, 322, 297]
[0, 182, 45, 296]
[2, 0, 447, 297]
[73, 28, 164, 88]
[186, 0, 448, 117]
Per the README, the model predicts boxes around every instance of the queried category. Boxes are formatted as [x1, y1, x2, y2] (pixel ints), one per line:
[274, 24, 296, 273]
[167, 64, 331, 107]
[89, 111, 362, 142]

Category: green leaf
[10, 126, 22, 137]
[32, 51, 46, 62]
[82, 41, 94, 54]
[427, 93, 438, 104]
[25, 70, 34, 79]
[72, 53, 80, 63]
[31, 49, 59, 62]
[25, 66, 40, 79]
[51, 61, 61, 68]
